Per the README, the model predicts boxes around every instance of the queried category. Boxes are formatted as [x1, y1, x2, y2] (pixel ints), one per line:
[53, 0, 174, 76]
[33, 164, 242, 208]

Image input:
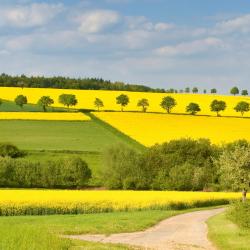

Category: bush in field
[94, 98, 104, 111]
[137, 98, 149, 112]
[0, 157, 91, 188]
[230, 86, 239, 95]
[37, 96, 54, 112]
[210, 100, 226, 116]
[58, 94, 78, 109]
[241, 89, 248, 96]
[227, 201, 250, 228]
[15, 95, 27, 108]
[186, 102, 201, 115]
[234, 101, 250, 116]
[0, 143, 24, 158]
[160, 96, 177, 114]
[116, 94, 129, 111]
[192, 87, 198, 93]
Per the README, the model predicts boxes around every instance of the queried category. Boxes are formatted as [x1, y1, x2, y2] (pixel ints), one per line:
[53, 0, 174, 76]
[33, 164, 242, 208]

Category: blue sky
[0, 0, 250, 92]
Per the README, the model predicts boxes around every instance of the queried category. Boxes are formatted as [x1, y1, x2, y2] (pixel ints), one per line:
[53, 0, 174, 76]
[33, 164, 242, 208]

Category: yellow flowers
[0, 112, 90, 121]
[0, 189, 240, 216]
[93, 112, 250, 146]
[1, 87, 250, 117]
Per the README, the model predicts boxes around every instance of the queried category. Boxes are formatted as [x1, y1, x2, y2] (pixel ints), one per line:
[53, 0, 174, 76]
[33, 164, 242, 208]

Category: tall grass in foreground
[0, 190, 240, 216]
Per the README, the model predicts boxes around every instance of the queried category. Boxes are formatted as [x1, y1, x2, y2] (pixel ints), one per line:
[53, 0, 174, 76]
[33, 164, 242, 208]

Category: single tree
[116, 94, 129, 111]
[203, 89, 207, 94]
[211, 88, 217, 94]
[58, 94, 78, 110]
[160, 96, 177, 114]
[137, 98, 149, 112]
[242, 89, 248, 96]
[210, 99, 226, 116]
[230, 86, 239, 95]
[234, 101, 250, 116]
[192, 87, 198, 93]
[37, 96, 54, 112]
[15, 95, 27, 108]
[185, 87, 190, 93]
[186, 102, 201, 115]
[94, 98, 104, 111]
[216, 145, 250, 201]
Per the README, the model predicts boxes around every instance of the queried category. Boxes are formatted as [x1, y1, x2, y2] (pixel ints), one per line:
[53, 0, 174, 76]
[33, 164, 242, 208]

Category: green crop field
[0, 120, 135, 151]
[0, 99, 67, 112]
[0, 118, 143, 186]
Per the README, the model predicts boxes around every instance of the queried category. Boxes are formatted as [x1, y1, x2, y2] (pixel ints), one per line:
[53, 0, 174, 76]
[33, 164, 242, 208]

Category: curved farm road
[67, 208, 225, 250]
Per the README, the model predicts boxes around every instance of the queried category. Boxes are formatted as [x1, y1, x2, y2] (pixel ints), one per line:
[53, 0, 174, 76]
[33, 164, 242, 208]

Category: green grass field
[0, 99, 68, 112]
[0, 120, 135, 151]
[0, 117, 144, 186]
[208, 212, 250, 250]
[0, 210, 176, 250]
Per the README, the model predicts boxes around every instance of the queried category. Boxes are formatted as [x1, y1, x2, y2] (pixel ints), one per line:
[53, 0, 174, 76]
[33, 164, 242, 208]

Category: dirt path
[67, 208, 225, 250]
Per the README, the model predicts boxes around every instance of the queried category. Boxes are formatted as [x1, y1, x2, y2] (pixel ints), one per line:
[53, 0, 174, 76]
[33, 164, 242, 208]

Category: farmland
[0, 189, 239, 216]
[0, 86, 249, 250]
[0, 112, 90, 121]
[93, 112, 250, 146]
[1, 87, 250, 116]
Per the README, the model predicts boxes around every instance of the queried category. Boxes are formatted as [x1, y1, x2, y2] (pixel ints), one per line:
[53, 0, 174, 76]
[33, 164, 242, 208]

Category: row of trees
[113, 95, 250, 117]
[0, 94, 78, 111]
[167, 86, 248, 96]
[103, 139, 250, 192]
[1, 93, 249, 116]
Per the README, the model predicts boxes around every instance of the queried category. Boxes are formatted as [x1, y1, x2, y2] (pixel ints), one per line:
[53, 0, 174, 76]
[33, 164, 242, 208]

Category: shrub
[0, 143, 24, 158]
[0, 157, 91, 189]
[103, 138, 219, 191]
[103, 144, 139, 189]
[227, 201, 250, 229]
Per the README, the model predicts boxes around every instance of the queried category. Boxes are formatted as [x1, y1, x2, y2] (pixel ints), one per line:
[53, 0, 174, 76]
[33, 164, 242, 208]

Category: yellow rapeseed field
[1, 87, 250, 117]
[0, 189, 240, 216]
[0, 112, 90, 121]
[94, 112, 250, 146]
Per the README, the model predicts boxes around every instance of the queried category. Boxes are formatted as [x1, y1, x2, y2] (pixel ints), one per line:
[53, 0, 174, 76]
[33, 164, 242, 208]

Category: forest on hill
[0, 73, 166, 93]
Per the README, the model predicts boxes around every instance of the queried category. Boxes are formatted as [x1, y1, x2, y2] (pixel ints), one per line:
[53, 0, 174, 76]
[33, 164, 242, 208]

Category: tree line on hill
[0, 73, 249, 95]
[0, 73, 164, 92]
[1, 92, 250, 116]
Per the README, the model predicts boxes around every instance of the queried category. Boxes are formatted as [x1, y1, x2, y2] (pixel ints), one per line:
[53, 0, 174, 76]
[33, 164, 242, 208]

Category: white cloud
[126, 16, 173, 32]
[77, 10, 120, 34]
[214, 14, 250, 34]
[0, 3, 64, 28]
[155, 37, 224, 56]
[154, 22, 174, 31]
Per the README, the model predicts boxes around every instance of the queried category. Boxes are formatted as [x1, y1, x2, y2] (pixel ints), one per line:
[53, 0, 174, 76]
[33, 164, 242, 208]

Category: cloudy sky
[0, 0, 250, 92]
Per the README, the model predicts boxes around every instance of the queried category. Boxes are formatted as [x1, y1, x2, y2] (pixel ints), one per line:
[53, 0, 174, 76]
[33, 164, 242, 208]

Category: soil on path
[67, 208, 225, 250]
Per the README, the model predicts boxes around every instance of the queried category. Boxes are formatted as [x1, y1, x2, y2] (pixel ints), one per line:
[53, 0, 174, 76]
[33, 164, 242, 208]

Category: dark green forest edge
[0, 73, 165, 92]
[1, 73, 249, 95]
